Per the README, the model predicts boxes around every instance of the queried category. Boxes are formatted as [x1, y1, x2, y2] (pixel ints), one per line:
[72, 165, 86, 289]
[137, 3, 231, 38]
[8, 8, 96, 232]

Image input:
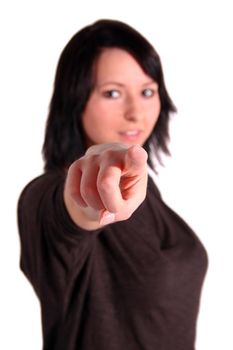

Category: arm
[64, 143, 148, 230]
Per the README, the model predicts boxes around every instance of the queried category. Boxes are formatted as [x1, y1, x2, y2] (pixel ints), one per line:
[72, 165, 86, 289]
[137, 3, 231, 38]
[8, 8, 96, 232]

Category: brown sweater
[18, 172, 208, 350]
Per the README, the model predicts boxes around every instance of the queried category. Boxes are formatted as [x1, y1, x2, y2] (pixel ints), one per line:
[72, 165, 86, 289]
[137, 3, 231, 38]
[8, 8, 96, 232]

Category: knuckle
[80, 182, 97, 202]
[80, 184, 103, 209]
[81, 184, 95, 198]
[97, 176, 115, 193]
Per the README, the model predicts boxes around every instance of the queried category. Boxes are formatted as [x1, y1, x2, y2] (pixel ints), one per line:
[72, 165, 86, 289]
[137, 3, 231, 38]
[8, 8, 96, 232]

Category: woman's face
[82, 48, 161, 147]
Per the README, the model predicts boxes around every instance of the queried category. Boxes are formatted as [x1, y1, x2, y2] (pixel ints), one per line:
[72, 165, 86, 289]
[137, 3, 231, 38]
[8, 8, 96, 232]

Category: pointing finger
[123, 145, 148, 176]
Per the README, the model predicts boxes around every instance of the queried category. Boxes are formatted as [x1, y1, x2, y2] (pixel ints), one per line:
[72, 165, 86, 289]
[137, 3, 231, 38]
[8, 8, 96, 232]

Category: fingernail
[99, 211, 115, 226]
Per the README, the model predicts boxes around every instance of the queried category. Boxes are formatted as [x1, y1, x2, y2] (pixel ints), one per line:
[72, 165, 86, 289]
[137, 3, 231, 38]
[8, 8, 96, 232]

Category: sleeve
[17, 172, 100, 300]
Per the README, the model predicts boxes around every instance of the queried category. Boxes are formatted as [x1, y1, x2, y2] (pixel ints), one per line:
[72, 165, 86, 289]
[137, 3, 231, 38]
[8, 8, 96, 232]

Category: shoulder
[18, 171, 65, 204]
[17, 171, 67, 230]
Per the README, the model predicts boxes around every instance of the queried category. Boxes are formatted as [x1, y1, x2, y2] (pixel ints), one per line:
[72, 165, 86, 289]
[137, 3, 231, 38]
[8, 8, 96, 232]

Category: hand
[64, 143, 148, 229]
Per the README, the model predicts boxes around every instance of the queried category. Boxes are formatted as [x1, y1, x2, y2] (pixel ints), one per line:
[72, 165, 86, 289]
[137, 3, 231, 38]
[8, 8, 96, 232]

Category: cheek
[84, 104, 120, 131]
[82, 105, 115, 146]
[82, 100, 101, 130]
[82, 109, 99, 145]
[153, 98, 161, 122]
[147, 100, 161, 124]
[82, 114, 103, 143]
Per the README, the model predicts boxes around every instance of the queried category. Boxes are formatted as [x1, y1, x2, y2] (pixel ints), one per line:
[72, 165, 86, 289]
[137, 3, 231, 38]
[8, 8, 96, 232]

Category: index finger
[123, 145, 148, 176]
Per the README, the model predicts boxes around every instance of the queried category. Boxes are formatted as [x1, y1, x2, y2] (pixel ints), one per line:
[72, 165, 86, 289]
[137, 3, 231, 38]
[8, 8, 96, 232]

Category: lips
[119, 130, 142, 141]
[120, 130, 141, 136]
[125, 131, 139, 136]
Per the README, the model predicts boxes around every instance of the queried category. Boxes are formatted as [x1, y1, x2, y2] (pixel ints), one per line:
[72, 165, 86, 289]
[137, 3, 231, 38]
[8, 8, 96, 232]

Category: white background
[1, 0, 233, 349]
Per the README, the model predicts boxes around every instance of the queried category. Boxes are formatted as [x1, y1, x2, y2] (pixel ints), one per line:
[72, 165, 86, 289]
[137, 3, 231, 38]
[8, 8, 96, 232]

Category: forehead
[93, 48, 153, 84]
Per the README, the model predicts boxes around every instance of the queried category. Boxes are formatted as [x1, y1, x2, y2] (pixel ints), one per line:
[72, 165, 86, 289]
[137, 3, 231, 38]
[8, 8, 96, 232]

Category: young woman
[18, 19, 208, 350]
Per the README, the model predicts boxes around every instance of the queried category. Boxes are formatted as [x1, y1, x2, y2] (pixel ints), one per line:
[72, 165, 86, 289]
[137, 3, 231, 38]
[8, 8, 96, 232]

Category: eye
[103, 90, 121, 99]
[142, 88, 154, 97]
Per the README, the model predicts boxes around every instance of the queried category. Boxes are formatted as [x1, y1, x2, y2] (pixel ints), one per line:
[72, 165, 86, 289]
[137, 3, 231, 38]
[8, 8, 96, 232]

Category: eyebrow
[97, 80, 158, 88]
[97, 82, 125, 88]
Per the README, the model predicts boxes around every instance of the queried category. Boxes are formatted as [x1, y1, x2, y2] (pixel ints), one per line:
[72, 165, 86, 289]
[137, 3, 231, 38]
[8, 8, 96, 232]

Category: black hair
[42, 19, 176, 171]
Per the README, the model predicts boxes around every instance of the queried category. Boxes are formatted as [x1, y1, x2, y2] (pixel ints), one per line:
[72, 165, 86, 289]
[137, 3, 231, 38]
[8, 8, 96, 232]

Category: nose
[123, 95, 142, 121]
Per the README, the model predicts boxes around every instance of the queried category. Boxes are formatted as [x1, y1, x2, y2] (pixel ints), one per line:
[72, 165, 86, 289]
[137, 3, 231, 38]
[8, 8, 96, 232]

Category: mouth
[119, 130, 142, 141]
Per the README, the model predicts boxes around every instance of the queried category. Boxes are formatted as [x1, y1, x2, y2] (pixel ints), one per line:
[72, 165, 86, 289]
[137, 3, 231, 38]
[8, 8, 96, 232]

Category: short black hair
[42, 19, 176, 172]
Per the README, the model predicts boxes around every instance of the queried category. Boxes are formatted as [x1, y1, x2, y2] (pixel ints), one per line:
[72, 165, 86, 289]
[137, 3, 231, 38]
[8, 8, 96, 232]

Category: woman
[18, 19, 208, 350]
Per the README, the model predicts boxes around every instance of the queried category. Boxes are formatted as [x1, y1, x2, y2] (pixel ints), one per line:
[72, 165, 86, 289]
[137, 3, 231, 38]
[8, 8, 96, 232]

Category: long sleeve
[17, 172, 100, 346]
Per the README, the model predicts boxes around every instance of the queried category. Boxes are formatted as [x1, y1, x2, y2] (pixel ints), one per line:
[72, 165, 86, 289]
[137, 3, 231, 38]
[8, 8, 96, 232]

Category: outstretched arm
[64, 143, 148, 230]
